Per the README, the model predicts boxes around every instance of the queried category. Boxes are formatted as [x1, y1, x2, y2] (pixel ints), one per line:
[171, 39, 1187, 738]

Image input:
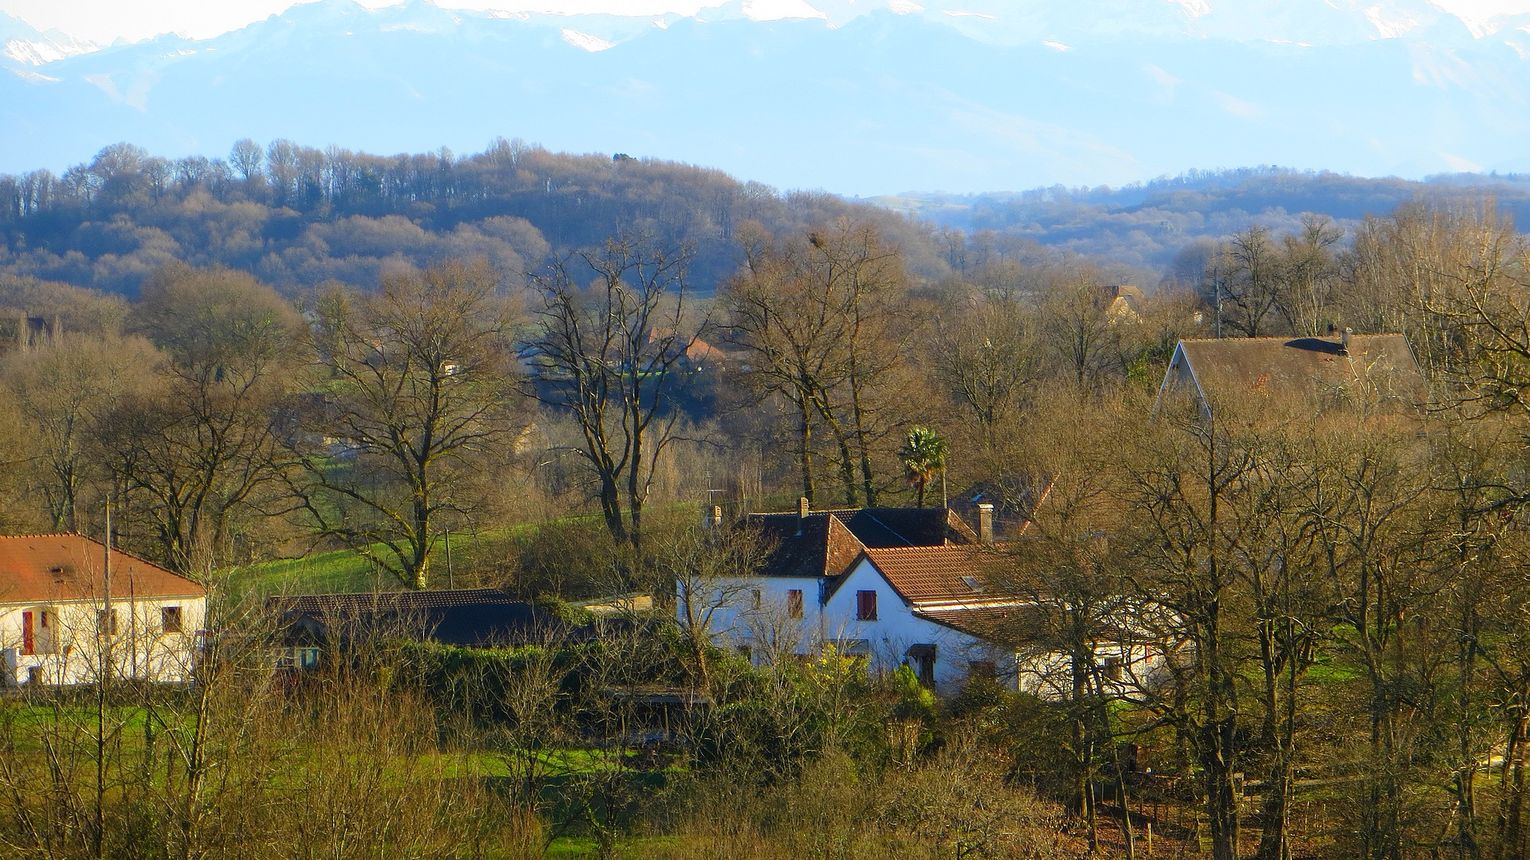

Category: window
[856, 590, 877, 621]
[161, 606, 183, 634]
[97, 608, 118, 636]
[299, 648, 321, 669]
[968, 660, 997, 681]
[38, 611, 48, 629]
[1103, 656, 1123, 682]
[826, 639, 870, 658]
[787, 589, 804, 619]
[751, 588, 762, 610]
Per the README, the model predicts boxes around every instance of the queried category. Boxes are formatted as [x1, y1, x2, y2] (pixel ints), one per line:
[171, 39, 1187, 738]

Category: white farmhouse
[680, 501, 1168, 696]
[0, 534, 206, 687]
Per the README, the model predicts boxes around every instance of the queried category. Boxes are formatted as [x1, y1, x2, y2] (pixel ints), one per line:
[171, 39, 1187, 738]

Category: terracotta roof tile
[860, 545, 1005, 604]
[0, 534, 204, 604]
[915, 604, 1044, 642]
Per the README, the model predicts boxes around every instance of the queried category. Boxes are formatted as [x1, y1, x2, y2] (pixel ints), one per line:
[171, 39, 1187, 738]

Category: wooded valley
[2, 139, 1530, 859]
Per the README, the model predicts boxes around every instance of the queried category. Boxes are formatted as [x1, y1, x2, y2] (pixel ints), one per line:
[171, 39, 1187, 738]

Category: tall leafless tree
[526, 233, 702, 557]
[290, 261, 518, 590]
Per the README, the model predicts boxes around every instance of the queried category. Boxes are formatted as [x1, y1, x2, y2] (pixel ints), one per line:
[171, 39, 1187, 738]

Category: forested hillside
[884, 166, 1530, 270]
[11, 130, 1530, 857]
[10, 144, 1530, 301]
[0, 138, 967, 297]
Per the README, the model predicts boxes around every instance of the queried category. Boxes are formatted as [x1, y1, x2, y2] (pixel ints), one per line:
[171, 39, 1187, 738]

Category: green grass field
[219, 526, 536, 598]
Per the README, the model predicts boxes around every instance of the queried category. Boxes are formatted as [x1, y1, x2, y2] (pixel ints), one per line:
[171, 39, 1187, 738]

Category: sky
[8, 0, 1530, 44]
[3, 0, 817, 43]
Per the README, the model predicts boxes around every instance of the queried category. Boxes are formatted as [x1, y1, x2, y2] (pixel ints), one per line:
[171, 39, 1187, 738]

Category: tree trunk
[1498, 710, 1528, 860]
[796, 392, 815, 505]
[1255, 616, 1296, 860]
[1069, 652, 1098, 853]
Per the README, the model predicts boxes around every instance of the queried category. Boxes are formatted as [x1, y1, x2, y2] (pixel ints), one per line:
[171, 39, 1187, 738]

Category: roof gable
[746, 506, 976, 579]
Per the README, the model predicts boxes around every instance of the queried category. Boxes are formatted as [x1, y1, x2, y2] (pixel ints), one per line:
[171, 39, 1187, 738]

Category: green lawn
[222, 545, 383, 596]
[219, 526, 536, 598]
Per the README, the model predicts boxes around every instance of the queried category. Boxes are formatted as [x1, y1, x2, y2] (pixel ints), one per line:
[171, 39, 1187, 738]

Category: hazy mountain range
[5, 0, 1530, 196]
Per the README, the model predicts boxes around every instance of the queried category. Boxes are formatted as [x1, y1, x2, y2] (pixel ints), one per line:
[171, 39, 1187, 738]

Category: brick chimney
[977, 503, 994, 544]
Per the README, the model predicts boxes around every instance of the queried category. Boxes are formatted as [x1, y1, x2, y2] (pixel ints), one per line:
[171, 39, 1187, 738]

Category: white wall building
[0, 534, 206, 687]
[679, 502, 1170, 696]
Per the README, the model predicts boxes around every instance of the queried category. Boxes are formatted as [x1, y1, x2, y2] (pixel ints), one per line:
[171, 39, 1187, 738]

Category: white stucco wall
[677, 559, 1176, 699]
[1155, 342, 1213, 417]
[1015, 639, 1172, 699]
[0, 596, 206, 686]
[677, 574, 823, 661]
[821, 559, 1013, 693]
[678, 561, 1015, 694]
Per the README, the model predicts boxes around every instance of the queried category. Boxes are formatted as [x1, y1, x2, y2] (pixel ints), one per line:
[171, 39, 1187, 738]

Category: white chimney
[977, 503, 994, 544]
[796, 497, 809, 536]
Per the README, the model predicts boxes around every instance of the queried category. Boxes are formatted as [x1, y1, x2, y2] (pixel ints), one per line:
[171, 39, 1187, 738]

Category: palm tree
[899, 427, 948, 508]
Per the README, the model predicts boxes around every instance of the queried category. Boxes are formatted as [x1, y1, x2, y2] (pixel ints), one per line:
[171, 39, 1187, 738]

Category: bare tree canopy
[290, 260, 519, 589]
[524, 233, 703, 558]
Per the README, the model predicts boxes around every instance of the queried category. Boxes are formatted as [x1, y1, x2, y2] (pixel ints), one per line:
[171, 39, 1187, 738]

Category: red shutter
[857, 590, 877, 621]
[21, 611, 34, 656]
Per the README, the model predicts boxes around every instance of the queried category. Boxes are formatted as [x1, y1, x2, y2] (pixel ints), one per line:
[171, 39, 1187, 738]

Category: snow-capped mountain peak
[0, 14, 100, 66]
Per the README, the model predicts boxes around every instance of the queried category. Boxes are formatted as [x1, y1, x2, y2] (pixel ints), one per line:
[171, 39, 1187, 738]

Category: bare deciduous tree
[104, 265, 300, 572]
[292, 261, 518, 589]
[526, 233, 702, 555]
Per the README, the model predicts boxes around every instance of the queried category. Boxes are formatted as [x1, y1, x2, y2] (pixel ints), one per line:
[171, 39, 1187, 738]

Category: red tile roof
[915, 604, 1044, 642]
[0, 534, 203, 604]
[858, 545, 1005, 604]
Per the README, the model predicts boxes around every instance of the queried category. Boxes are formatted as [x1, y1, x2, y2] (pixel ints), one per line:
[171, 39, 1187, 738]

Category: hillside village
[14, 0, 1530, 851]
[0, 135, 1527, 857]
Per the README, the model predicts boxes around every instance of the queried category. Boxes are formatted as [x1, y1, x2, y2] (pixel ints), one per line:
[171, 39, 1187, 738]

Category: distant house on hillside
[1099, 284, 1145, 322]
[1156, 329, 1424, 416]
[267, 588, 594, 671]
[681, 500, 1167, 695]
[950, 479, 1050, 543]
[0, 534, 206, 687]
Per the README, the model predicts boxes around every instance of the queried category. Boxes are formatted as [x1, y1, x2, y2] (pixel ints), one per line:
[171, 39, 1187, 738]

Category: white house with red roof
[0, 534, 206, 687]
[681, 501, 1168, 695]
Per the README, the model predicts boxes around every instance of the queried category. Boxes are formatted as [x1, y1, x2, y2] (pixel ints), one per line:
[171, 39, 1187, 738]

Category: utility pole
[95, 496, 111, 860]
